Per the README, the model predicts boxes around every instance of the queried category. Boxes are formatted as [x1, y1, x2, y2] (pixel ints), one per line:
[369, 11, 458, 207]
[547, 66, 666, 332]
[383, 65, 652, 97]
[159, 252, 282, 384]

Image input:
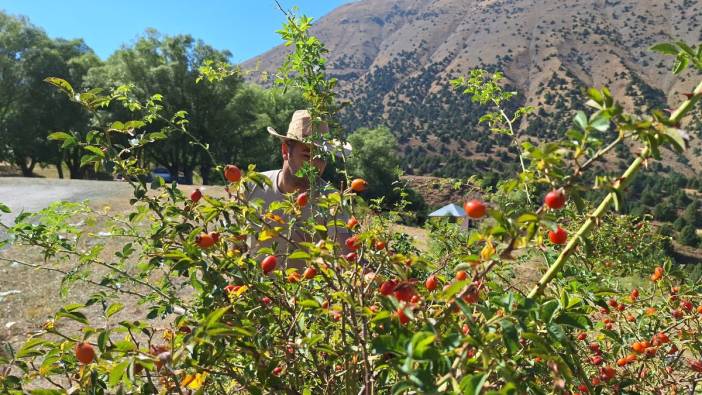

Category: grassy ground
[0, 162, 65, 178]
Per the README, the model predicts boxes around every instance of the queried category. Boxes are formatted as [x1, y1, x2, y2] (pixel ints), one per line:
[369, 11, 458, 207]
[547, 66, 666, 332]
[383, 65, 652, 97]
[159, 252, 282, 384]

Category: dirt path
[0, 177, 134, 224]
[0, 178, 147, 348]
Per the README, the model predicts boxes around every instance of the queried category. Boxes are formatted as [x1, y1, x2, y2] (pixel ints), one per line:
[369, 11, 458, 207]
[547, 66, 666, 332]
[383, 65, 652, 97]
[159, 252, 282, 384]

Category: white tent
[428, 203, 465, 217]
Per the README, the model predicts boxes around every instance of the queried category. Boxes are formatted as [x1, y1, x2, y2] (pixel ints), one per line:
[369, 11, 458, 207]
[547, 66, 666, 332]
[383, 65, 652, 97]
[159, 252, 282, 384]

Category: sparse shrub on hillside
[679, 224, 701, 247]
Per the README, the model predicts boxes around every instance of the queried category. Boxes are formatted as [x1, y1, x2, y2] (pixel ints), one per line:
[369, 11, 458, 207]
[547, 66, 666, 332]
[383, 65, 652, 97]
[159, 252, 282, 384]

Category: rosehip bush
[2, 11, 702, 395]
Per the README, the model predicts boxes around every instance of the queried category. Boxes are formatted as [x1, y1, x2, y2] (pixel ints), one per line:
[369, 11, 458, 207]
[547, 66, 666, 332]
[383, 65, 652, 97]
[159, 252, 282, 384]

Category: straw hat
[267, 110, 352, 156]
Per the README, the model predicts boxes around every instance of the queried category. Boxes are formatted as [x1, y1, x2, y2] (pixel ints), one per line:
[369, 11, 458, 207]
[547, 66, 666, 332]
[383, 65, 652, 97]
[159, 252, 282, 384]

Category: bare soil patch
[0, 178, 214, 352]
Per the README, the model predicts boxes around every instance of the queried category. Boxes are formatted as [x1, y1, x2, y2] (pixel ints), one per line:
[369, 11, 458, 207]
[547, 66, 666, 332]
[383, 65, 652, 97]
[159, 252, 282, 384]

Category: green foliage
[346, 126, 402, 203]
[0, 12, 98, 177]
[654, 201, 677, 222]
[651, 41, 702, 74]
[679, 224, 701, 247]
[83, 31, 242, 184]
[683, 200, 702, 227]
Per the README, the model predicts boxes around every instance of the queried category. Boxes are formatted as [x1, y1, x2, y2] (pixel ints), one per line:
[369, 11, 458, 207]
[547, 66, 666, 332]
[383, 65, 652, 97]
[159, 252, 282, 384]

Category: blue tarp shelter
[428, 203, 465, 217]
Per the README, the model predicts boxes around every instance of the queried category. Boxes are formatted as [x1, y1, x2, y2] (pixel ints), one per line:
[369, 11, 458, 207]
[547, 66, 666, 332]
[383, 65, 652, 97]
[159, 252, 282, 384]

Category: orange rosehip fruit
[75, 342, 96, 364]
[261, 255, 278, 274]
[464, 199, 486, 219]
[544, 189, 566, 209]
[350, 178, 368, 192]
[224, 164, 241, 183]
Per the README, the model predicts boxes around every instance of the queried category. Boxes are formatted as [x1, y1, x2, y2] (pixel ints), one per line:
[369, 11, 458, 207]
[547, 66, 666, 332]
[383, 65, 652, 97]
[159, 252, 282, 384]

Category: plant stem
[528, 79, 702, 298]
[497, 105, 532, 204]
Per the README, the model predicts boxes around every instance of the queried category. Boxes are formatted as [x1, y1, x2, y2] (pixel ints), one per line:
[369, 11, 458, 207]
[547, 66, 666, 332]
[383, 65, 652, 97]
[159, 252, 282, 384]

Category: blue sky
[0, 1, 352, 62]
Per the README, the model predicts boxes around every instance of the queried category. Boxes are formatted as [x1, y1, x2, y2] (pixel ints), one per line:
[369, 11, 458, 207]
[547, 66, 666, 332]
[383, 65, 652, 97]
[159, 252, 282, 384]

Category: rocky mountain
[243, 0, 702, 179]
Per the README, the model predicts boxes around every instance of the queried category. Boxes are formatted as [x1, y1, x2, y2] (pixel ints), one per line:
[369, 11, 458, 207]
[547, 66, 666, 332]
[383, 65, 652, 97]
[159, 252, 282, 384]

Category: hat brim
[267, 126, 352, 157]
[267, 126, 300, 142]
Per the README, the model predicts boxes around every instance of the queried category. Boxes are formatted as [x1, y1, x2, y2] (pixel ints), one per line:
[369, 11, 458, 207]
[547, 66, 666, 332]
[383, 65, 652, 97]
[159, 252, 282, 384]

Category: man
[244, 110, 352, 267]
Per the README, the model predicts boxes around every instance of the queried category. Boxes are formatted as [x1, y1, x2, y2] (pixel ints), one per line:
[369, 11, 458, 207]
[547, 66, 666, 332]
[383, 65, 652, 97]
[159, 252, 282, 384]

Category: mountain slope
[244, 0, 702, 178]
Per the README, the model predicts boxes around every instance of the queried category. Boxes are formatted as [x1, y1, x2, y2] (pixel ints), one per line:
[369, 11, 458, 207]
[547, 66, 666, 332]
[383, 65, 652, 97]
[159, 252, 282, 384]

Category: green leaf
[408, 331, 437, 360]
[663, 127, 689, 152]
[80, 154, 99, 168]
[391, 381, 415, 395]
[612, 190, 622, 212]
[574, 111, 588, 130]
[500, 320, 520, 355]
[547, 323, 567, 343]
[299, 299, 320, 308]
[676, 41, 696, 56]
[16, 338, 49, 358]
[590, 115, 610, 132]
[55, 309, 89, 325]
[203, 306, 230, 329]
[601, 329, 622, 344]
[60, 136, 78, 149]
[124, 120, 146, 130]
[540, 219, 558, 232]
[540, 300, 559, 323]
[587, 87, 604, 104]
[288, 250, 311, 260]
[84, 145, 105, 158]
[371, 310, 392, 323]
[459, 373, 488, 395]
[109, 360, 130, 387]
[109, 121, 125, 131]
[98, 330, 109, 351]
[150, 176, 165, 189]
[248, 172, 273, 188]
[114, 340, 137, 352]
[516, 213, 539, 224]
[555, 313, 591, 329]
[146, 131, 167, 141]
[650, 43, 679, 55]
[44, 77, 75, 97]
[47, 132, 72, 141]
[0, 203, 10, 213]
[105, 303, 124, 319]
[673, 54, 689, 74]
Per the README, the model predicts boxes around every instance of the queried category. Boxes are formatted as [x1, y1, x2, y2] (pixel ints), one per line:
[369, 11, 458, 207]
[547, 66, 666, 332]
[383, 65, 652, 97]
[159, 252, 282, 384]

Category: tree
[653, 201, 676, 222]
[85, 30, 239, 184]
[345, 126, 427, 221]
[215, 84, 305, 175]
[679, 224, 700, 247]
[682, 200, 702, 228]
[346, 126, 401, 202]
[0, 12, 97, 177]
[673, 216, 687, 231]
[639, 187, 656, 206]
[673, 190, 691, 207]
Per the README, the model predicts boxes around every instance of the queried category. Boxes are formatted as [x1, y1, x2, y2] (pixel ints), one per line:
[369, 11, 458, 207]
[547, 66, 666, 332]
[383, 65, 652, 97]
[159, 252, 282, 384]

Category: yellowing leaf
[163, 329, 174, 342]
[234, 285, 248, 297]
[480, 240, 495, 261]
[181, 372, 208, 389]
[513, 237, 529, 249]
[258, 229, 279, 241]
[264, 213, 286, 224]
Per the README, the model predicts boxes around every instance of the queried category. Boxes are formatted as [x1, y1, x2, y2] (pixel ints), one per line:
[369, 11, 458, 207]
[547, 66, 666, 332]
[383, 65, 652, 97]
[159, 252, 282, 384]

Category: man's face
[283, 141, 327, 179]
